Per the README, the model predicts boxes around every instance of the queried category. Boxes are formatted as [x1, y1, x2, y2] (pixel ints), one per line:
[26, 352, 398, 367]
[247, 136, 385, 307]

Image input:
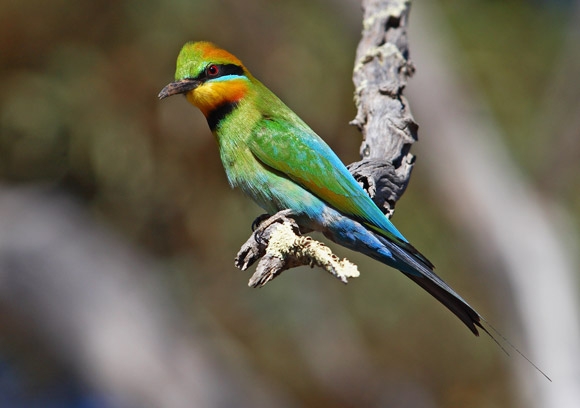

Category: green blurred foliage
[439, 0, 580, 216]
[0, 0, 575, 407]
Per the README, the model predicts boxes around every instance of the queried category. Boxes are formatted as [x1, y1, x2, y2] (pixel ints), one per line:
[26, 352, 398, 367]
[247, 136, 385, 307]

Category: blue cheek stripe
[209, 75, 249, 83]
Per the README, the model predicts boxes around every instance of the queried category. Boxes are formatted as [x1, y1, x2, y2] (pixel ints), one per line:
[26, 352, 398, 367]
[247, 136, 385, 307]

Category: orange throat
[186, 78, 248, 118]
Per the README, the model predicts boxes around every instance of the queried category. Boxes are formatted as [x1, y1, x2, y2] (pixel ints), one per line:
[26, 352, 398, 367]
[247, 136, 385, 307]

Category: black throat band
[207, 101, 239, 131]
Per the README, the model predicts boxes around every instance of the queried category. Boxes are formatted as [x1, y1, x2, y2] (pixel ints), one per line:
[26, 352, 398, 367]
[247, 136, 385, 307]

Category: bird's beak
[158, 79, 200, 100]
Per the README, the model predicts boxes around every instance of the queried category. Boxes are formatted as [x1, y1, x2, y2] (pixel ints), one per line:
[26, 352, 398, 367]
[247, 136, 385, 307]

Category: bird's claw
[251, 214, 271, 231]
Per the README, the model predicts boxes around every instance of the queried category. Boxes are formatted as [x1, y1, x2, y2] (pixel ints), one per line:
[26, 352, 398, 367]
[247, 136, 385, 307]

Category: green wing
[249, 117, 410, 243]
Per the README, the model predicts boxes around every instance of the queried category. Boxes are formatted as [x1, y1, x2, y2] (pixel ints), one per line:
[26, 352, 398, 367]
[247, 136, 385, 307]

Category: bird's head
[158, 42, 251, 117]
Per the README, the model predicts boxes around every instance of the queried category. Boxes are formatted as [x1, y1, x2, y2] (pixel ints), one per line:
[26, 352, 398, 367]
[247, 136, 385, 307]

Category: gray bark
[349, 0, 416, 216]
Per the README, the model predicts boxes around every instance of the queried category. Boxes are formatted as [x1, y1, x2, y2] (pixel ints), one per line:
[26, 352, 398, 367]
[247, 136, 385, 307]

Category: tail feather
[320, 213, 551, 380]
[377, 235, 483, 335]
[374, 233, 552, 380]
[405, 273, 482, 335]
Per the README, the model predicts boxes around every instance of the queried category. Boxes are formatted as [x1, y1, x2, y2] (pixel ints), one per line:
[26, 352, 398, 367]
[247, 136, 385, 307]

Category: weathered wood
[347, 159, 408, 218]
[235, 0, 418, 284]
[350, 0, 417, 215]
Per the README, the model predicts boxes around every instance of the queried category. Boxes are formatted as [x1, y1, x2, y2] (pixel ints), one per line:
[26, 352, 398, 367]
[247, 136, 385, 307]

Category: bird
[158, 41, 484, 335]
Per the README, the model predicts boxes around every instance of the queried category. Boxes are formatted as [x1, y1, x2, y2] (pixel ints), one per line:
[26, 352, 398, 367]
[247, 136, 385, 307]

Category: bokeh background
[1, 0, 579, 407]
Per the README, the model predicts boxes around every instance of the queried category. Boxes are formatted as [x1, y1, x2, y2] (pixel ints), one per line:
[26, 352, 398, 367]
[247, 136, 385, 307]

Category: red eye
[206, 64, 219, 77]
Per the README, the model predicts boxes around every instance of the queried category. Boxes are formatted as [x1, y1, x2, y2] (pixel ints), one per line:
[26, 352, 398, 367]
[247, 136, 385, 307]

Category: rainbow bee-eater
[158, 41, 483, 336]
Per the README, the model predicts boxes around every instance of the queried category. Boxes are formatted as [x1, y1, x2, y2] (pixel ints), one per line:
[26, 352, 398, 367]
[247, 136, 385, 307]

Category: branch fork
[235, 212, 360, 287]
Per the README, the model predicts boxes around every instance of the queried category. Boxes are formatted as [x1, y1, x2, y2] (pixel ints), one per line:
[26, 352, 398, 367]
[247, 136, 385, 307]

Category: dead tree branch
[236, 0, 418, 285]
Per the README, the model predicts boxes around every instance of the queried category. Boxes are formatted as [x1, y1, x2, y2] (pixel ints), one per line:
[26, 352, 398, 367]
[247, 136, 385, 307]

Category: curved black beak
[158, 79, 200, 100]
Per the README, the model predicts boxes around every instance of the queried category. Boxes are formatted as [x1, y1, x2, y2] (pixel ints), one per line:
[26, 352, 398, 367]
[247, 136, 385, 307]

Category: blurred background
[0, 0, 579, 407]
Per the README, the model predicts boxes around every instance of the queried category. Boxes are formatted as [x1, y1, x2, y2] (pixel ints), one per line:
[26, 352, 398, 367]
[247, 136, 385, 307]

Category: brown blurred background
[0, 0, 578, 407]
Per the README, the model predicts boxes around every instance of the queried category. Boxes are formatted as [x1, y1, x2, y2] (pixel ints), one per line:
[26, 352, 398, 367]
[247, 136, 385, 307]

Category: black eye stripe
[216, 64, 244, 77]
[196, 64, 244, 81]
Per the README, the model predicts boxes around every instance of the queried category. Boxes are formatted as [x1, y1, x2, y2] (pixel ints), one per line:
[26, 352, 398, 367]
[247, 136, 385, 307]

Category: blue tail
[313, 207, 555, 379]
[375, 234, 482, 335]
[318, 208, 482, 335]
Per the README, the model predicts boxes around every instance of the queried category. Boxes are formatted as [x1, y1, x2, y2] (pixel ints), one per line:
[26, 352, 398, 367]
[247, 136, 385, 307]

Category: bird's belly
[226, 158, 326, 220]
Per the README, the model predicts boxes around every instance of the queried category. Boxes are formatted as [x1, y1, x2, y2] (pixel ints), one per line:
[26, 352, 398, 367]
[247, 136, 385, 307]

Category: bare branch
[350, 0, 417, 214]
[236, 0, 418, 285]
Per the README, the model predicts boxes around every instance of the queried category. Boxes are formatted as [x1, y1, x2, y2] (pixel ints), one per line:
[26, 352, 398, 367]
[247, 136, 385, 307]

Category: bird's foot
[251, 213, 271, 231]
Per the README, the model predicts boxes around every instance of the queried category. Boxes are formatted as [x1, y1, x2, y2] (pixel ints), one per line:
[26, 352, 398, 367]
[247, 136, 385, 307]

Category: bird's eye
[206, 64, 219, 77]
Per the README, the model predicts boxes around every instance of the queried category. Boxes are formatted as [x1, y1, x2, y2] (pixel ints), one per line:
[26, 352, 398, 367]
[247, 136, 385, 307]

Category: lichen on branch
[235, 213, 359, 286]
